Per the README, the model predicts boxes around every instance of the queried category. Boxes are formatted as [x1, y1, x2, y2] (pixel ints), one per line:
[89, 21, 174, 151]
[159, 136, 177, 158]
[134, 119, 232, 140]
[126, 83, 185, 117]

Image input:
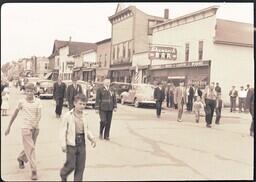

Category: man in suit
[187, 84, 195, 112]
[95, 79, 117, 140]
[66, 76, 83, 110]
[174, 82, 187, 122]
[154, 82, 165, 118]
[246, 87, 254, 136]
[215, 94, 223, 124]
[53, 77, 66, 118]
[229, 86, 238, 112]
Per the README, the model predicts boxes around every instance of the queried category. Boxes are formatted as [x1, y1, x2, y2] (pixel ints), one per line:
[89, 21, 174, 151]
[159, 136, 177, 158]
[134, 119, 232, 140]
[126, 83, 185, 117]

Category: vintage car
[26, 77, 40, 86]
[110, 82, 131, 103]
[120, 84, 156, 108]
[38, 80, 54, 99]
[62, 80, 96, 108]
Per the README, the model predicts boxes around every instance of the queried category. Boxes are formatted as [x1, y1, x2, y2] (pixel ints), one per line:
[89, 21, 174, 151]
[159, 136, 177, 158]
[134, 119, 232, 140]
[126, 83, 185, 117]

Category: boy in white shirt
[5, 83, 42, 180]
[60, 93, 96, 181]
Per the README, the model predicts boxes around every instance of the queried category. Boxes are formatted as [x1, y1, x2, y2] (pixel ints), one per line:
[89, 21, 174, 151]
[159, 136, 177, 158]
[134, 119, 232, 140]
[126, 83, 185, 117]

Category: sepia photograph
[1, 2, 254, 181]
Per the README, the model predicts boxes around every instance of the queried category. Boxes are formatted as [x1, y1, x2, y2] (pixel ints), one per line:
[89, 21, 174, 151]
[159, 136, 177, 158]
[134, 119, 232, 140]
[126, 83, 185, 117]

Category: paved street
[1, 85, 253, 181]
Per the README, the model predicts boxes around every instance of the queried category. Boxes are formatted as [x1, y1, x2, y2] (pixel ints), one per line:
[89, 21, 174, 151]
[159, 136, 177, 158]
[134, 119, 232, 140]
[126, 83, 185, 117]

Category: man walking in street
[215, 82, 221, 96]
[53, 77, 66, 118]
[66, 76, 83, 111]
[229, 86, 238, 112]
[202, 83, 217, 128]
[245, 87, 254, 136]
[95, 78, 117, 140]
[165, 83, 171, 108]
[174, 82, 187, 122]
[238, 86, 247, 112]
[154, 82, 165, 118]
[187, 84, 195, 112]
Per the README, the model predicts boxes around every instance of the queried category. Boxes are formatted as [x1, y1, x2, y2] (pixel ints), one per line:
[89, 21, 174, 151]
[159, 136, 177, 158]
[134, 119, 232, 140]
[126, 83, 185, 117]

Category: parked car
[62, 80, 96, 108]
[110, 82, 131, 102]
[26, 77, 40, 86]
[120, 84, 156, 108]
[38, 80, 54, 99]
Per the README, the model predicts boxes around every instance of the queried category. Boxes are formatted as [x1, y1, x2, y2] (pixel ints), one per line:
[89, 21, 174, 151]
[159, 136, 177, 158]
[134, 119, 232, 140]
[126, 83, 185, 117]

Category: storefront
[149, 60, 211, 88]
[109, 67, 132, 83]
[73, 67, 82, 80]
[82, 68, 96, 82]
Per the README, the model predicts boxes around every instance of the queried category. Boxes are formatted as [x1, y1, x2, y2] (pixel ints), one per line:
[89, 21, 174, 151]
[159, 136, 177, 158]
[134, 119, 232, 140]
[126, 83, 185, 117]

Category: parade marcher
[193, 96, 204, 123]
[245, 87, 254, 136]
[1, 87, 10, 116]
[66, 76, 83, 111]
[187, 84, 195, 112]
[169, 83, 175, 108]
[5, 83, 42, 180]
[154, 82, 165, 118]
[194, 84, 202, 101]
[229, 86, 238, 112]
[215, 82, 221, 96]
[215, 94, 224, 125]
[53, 77, 66, 118]
[174, 82, 187, 122]
[95, 78, 117, 140]
[202, 83, 217, 128]
[238, 86, 247, 112]
[60, 93, 96, 181]
[165, 83, 171, 108]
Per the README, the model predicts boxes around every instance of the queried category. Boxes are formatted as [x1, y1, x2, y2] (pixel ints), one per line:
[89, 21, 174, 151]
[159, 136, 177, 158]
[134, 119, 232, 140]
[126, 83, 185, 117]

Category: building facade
[150, 6, 253, 103]
[108, 5, 168, 83]
[96, 38, 111, 82]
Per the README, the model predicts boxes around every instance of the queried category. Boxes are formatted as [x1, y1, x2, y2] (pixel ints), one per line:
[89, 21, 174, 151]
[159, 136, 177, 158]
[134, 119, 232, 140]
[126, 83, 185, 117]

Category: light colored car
[120, 84, 156, 108]
[38, 80, 54, 99]
[26, 77, 40, 86]
[62, 80, 95, 108]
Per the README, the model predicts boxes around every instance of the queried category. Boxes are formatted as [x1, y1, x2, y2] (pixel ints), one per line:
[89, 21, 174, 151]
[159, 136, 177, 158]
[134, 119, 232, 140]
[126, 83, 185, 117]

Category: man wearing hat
[66, 76, 83, 110]
[154, 81, 165, 118]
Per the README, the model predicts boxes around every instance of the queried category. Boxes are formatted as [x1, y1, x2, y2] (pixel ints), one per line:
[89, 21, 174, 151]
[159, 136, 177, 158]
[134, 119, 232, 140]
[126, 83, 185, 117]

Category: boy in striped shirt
[5, 83, 42, 181]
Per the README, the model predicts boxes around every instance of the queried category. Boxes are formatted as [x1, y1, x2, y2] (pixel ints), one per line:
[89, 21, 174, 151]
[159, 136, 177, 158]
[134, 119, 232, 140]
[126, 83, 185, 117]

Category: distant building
[35, 57, 50, 79]
[108, 4, 168, 83]
[95, 38, 111, 82]
[150, 6, 253, 103]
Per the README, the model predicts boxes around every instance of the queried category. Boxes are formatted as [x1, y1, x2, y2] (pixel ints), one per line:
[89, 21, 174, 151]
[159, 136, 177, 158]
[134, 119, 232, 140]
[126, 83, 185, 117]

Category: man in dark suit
[246, 87, 254, 136]
[53, 77, 66, 118]
[66, 76, 83, 110]
[187, 84, 195, 111]
[95, 78, 117, 140]
[154, 82, 165, 118]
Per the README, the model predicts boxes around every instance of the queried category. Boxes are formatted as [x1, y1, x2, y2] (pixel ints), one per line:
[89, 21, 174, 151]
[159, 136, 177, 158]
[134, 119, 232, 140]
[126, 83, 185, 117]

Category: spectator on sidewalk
[245, 87, 254, 137]
[174, 82, 187, 122]
[215, 82, 221, 96]
[60, 93, 96, 181]
[154, 82, 165, 118]
[193, 96, 204, 123]
[238, 86, 247, 112]
[1, 87, 10, 116]
[5, 83, 42, 180]
[229, 86, 238, 112]
[202, 83, 217, 128]
[215, 94, 224, 125]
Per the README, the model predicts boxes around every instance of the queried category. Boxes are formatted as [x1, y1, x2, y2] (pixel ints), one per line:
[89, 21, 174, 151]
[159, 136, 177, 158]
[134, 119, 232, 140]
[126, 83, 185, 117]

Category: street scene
[1, 84, 254, 181]
[1, 2, 254, 181]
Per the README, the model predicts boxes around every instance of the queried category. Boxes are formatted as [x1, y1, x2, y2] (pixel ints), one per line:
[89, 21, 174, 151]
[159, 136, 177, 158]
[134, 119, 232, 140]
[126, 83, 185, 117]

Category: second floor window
[112, 47, 115, 60]
[185, 43, 189, 62]
[123, 44, 126, 58]
[198, 41, 203, 60]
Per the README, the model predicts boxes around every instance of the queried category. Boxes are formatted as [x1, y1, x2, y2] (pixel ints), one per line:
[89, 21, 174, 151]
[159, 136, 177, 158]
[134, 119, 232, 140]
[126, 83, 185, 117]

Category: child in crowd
[193, 96, 204, 123]
[60, 93, 96, 182]
[215, 94, 224, 124]
[5, 83, 42, 181]
[1, 87, 10, 116]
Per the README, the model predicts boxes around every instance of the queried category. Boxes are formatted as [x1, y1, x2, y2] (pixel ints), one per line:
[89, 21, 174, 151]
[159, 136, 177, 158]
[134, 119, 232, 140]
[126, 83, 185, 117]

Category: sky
[1, 2, 254, 65]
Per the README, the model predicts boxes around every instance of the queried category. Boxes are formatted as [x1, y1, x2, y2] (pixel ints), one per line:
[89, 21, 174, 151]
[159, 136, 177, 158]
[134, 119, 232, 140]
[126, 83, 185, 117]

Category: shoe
[56, 114, 60, 118]
[104, 137, 110, 141]
[157, 115, 160, 118]
[206, 124, 212, 128]
[17, 159, 25, 169]
[177, 119, 182, 122]
[196, 120, 199, 123]
[215, 122, 220, 125]
[31, 171, 38, 180]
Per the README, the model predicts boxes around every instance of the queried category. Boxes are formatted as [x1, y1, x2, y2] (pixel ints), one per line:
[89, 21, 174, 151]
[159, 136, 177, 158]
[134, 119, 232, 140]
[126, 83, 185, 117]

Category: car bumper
[40, 94, 53, 98]
[87, 100, 95, 106]
[139, 100, 156, 105]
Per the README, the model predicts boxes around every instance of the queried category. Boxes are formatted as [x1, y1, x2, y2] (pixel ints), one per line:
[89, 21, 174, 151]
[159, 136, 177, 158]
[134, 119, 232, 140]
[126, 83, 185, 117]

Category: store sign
[149, 46, 177, 60]
[151, 60, 210, 70]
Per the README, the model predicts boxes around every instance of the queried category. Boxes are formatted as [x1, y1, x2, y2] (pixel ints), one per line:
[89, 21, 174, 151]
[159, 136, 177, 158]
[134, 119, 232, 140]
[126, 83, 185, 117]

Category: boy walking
[193, 96, 204, 123]
[5, 83, 42, 180]
[215, 94, 223, 124]
[60, 93, 96, 181]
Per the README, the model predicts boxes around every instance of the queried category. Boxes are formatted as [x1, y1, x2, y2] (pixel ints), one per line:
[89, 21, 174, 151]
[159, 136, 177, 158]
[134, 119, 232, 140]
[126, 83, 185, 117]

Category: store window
[185, 43, 189, 62]
[198, 41, 203, 60]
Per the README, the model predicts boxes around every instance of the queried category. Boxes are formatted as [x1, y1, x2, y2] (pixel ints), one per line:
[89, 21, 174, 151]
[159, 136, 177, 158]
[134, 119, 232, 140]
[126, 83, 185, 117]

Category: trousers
[99, 111, 113, 139]
[215, 107, 222, 124]
[177, 98, 185, 120]
[55, 98, 64, 115]
[205, 99, 216, 125]
[230, 97, 237, 111]
[18, 128, 39, 172]
[60, 134, 86, 181]
[156, 101, 162, 116]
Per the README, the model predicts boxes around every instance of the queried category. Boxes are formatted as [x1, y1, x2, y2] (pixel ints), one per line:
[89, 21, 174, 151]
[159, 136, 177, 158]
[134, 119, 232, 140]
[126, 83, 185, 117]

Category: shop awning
[44, 72, 53, 80]
[81, 68, 94, 72]
[167, 76, 186, 80]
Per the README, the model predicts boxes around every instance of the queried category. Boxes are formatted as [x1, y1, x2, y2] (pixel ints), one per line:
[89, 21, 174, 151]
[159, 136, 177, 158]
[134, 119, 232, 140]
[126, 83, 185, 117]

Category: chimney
[164, 9, 169, 19]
